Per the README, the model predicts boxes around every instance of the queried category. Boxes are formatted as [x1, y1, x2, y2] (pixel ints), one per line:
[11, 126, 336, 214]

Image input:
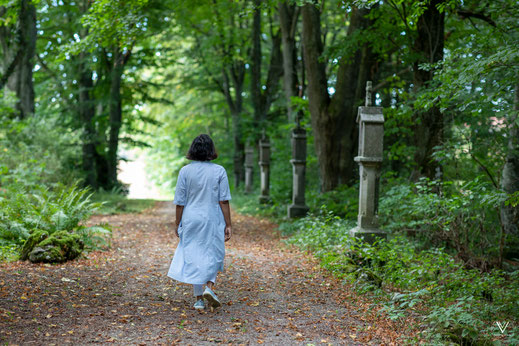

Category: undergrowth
[0, 183, 112, 261]
[232, 183, 519, 345]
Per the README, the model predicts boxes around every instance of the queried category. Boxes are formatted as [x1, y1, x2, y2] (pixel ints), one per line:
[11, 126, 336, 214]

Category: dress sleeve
[218, 167, 232, 201]
[173, 168, 187, 206]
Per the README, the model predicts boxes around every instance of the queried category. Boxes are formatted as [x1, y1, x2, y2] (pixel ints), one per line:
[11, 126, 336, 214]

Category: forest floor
[0, 202, 405, 345]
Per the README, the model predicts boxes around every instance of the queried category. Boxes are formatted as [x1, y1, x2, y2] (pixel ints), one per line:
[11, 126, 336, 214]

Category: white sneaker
[193, 299, 205, 310]
[203, 287, 222, 308]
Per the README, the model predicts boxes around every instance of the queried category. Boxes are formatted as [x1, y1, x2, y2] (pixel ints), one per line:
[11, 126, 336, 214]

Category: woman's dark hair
[186, 134, 218, 161]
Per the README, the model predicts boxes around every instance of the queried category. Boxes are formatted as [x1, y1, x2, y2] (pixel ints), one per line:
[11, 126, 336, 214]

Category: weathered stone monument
[288, 114, 309, 218]
[244, 144, 254, 194]
[350, 81, 387, 242]
[258, 131, 271, 204]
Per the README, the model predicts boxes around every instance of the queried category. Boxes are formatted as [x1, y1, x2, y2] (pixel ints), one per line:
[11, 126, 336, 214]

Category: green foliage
[0, 183, 111, 261]
[92, 189, 156, 215]
[0, 115, 82, 189]
[0, 244, 19, 262]
[282, 211, 519, 344]
[379, 177, 516, 263]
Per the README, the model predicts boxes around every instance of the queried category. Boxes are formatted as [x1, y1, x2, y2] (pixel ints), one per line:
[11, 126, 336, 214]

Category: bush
[280, 210, 518, 344]
[0, 183, 111, 262]
[0, 115, 82, 189]
[379, 177, 516, 265]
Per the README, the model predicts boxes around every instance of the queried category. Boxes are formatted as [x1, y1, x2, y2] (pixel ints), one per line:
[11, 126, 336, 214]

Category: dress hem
[167, 269, 222, 285]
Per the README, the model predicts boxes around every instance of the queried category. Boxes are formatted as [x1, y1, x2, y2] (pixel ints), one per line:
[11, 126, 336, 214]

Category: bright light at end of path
[118, 149, 171, 200]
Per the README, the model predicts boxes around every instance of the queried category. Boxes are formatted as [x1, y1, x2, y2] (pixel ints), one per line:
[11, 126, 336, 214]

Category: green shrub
[379, 177, 515, 263]
[0, 115, 82, 189]
[281, 210, 518, 344]
[0, 183, 111, 261]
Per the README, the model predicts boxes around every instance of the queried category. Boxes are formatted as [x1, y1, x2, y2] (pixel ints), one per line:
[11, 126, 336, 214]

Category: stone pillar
[288, 126, 309, 218]
[258, 133, 271, 204]
[350, 81, 386, 243]
[244, 144, 254, 194]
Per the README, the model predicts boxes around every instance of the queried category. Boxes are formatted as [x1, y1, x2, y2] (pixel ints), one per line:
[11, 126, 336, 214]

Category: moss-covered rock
[21, 230, 83, 263]
[20, 230, 49, 261]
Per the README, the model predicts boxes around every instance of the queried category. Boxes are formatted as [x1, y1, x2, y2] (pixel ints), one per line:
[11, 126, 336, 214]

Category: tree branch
[0, 47, 22, 90]
[372, 66, 412, 91]
[457, 10, 496, 27]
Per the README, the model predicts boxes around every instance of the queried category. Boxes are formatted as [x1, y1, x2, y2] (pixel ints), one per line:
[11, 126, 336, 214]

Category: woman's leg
[206, 273, 217, 290]
[193, 284, 204, 300]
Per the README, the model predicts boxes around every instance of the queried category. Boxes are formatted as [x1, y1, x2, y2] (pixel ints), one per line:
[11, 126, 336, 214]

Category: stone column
[350, 81, 387, 243]
[244, 144, 254, 194]
[288, 126, 309, 218]
[258, 133, 271, 204]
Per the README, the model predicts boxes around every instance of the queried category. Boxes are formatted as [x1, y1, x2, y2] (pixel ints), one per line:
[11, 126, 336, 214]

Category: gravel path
[0, 201, 399, 345]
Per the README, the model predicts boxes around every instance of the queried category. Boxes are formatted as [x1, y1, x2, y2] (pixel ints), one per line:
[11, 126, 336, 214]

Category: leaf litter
[0, 201, 407, 344]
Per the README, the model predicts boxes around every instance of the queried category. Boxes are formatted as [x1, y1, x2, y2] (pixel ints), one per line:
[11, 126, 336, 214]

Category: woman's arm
[175, 205, 184, 237]
[219, 200, 232, 242]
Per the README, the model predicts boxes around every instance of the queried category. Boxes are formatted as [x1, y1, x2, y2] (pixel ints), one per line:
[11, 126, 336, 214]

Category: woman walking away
[167, 134, 232, 311]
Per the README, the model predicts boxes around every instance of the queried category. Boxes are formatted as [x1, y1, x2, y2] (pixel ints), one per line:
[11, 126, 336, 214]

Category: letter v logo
[496, 321, 509, 334]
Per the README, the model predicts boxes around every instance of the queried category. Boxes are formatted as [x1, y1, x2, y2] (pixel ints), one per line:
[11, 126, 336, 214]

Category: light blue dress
[167, 161, 232, 285]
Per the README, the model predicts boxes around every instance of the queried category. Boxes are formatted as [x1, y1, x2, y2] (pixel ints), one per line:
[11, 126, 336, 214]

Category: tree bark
[222, 61, 246, 187]
[107, 46, 125, 188]
[251, 0, 283, 136]
[410, 0, 445, 180]
[0, 0, 36, 118]
[251, 0, 262, 128]
[501, 84, 519, 258]
[302, 4, 376, 191]
[78, 51, 98, 189]
[279, 1, 299, 122]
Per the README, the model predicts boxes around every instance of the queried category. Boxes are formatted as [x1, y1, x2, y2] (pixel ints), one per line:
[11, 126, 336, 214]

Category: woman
[167, 134, 232, 311]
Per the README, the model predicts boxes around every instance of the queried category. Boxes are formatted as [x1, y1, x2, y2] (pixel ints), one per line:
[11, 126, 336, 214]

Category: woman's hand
[175, 223, 180, 238]
[219, 200, 232, 242]
[224, 225, 232, 242]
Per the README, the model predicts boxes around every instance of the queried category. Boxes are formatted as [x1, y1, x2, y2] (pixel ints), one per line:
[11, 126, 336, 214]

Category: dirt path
[0, 202, 401, 345]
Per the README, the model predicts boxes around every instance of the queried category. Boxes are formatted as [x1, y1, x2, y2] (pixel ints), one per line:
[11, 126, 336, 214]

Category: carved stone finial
[365, 81, 372, 107]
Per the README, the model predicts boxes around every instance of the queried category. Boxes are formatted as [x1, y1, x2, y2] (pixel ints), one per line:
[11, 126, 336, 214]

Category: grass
[92, 191, 157, 215]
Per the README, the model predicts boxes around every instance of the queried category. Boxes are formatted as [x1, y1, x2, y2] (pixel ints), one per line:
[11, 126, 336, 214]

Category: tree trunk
[250, 0, 262, 129]
[0, 0, 36, 118]
[107, 47, 124, 188]
[279, 2, 299, 123]
[251, 0, 283, 135]
[78, 51, 98, 189]
[302, 4, 376, 191]
[222, 61, 246, 187]
[501, 84, 519, 258]
[410, 0, 445, 180]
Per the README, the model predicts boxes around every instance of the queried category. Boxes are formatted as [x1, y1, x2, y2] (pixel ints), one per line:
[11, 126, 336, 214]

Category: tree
[301, 2, 377, 191]
[501, 84, 519, 258]
[250, 0, 283, 137]
[278, 1, 301, 123]
[409, 0, 445, 180]
[170, 0, 254, 187]
[0, 0, 37, 118]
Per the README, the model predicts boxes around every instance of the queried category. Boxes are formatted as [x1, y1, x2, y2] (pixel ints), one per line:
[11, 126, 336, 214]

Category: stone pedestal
[350, 97, 387, 242]
[244, 145, 254, 194]
[258, 135, 271, 204]
[288, 127, 309, 218]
